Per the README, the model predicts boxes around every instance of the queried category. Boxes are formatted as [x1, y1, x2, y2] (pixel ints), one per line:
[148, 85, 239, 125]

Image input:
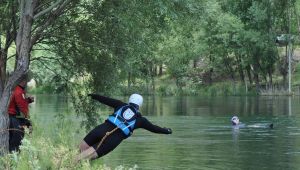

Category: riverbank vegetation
[0, 112, 137, 170]
[17, 0, 299, 97]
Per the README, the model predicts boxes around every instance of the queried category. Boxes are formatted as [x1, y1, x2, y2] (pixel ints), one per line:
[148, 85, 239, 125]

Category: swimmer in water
[231, 116, 273, 129]
[231, 116, 245, 128]
[231, 116, 239, 126]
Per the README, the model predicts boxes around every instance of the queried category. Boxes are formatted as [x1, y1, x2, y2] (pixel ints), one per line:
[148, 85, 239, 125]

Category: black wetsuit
[83, 94, 171, 158]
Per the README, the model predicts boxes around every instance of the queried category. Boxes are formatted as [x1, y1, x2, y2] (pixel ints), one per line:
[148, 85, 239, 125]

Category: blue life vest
[107, 105, 138, 136]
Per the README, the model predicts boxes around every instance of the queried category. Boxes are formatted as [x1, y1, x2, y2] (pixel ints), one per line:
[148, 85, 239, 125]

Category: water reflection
[289, 96, 292, 116]
[232, 127, 240, 144]
[139, 96, 300, 117]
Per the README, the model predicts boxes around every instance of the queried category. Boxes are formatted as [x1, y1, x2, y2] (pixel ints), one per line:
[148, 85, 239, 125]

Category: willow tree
[0, 0, 73, 153]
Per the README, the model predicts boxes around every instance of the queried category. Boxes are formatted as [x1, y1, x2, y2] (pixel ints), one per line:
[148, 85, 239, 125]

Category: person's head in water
[231, 116, 239, 125]
[129, 94, 143, 110]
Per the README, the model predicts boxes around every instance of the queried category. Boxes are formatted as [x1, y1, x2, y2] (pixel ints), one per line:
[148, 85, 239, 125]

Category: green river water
[30, 95, 300, 170]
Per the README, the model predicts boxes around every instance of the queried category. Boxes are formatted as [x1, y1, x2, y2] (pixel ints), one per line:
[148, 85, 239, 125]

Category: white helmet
[129, 94, 143, 107]
[231, 116, 239, 125]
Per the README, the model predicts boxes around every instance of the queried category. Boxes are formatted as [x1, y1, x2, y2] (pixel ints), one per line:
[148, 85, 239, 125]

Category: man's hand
[87, 94, 96, 99]
[165, 128, 172, 134]
[27, 96, 34, 103]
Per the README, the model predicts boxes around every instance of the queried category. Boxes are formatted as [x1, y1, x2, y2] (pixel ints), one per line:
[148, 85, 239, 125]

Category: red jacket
[8, 85, 30, 118]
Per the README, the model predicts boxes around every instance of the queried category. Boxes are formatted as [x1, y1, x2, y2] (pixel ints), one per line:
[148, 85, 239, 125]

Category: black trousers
[9, 116, 31, 152]
[83, 121, 126, 158]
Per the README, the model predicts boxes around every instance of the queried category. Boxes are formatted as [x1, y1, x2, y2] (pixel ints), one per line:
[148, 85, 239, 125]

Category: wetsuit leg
[9, 117, 24, 152]
[83, 122, 113, 147]
[83, 121, 126, 158]
[92, 130, 125, 158]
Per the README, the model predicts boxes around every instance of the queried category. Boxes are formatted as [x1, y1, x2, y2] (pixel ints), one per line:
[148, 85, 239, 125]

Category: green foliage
[292, 63, 300, 85]
[197, 82, 257, 96]
[157, 85, 175, 96]
[154, 75, 257, 96]
[118, 84, 150, 96]
[0, 114, 80, 169]
[22, 0, 300, 99]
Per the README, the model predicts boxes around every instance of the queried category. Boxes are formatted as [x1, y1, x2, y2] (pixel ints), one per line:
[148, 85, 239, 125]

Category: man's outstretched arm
[88, 94, 125, 109]
[137, 117, 172, 134]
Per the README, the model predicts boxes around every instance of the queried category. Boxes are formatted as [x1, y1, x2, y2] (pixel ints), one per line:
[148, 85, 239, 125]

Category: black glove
[24, 120, 32, 127]
[26, 97, 34, 103]
[20, 118, 32, 127]
[87, 94, 96, 99]
[165, 128, 172, 134]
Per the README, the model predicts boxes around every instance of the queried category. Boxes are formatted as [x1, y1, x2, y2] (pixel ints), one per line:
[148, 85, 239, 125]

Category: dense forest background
[2, 0, 300, 97]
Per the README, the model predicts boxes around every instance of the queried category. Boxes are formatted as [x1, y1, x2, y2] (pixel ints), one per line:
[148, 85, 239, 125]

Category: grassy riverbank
[0, 113, 137, 170]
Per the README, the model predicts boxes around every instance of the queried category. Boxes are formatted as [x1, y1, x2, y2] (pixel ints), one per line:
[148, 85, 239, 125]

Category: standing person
[76, 93, 172, 161]
[8, 74, 34, 152]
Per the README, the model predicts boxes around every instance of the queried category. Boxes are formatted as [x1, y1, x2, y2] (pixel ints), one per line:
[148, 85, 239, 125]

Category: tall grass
[0, 113, 138, 170]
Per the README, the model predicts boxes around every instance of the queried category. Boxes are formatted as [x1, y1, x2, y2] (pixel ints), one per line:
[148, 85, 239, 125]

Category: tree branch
[10, 1, 18, 49]
[35, 58, 60, 76]
[7, 54, 16, 61]
[30, 55, 62, 62]
[34, 0, 52, 14]
[32, 48, 52, 51]
[33, 0, 64, 19]
[294, 5, 300, 39]
[5, 30, 14, 52]
[15, 0, 25, 55]
[30, 0, 72, 48]
[0, 78, 3, 96]
[34, 58, 74, 84]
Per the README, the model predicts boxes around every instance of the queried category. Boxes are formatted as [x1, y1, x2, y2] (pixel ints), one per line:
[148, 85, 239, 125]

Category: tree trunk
[238, 67, 245, 83]
[0, 0, 37, 154]
[237, 59, 245, 82]
[253, 71, 260, 92]
[268, 68, 273, 87]
[208, 55, 213, 85]
[246, 65, 252, 84]
[294, 5, 300, 39]
[208, 68, 213, 85]
[236, 56, 245, 83]
[0, 50, 6, 95]
[159, 64, 163, 76]
[151, 68, 155, 93]
[225, 62, 235, 81]
[0, 59, 11, 151]
[252, 60, 260, 92]
[0, 91, 10, 154]
[193, 59, 197, 68]
[284, 45, 288, 89]
[283, 74, 287, 89]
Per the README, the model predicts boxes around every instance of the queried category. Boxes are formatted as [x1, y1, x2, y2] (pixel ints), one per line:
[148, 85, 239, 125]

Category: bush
[195, 82, 257, 96]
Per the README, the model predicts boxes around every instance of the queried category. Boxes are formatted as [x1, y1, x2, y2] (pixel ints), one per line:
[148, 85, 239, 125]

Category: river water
[30, 95, 300, 170]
